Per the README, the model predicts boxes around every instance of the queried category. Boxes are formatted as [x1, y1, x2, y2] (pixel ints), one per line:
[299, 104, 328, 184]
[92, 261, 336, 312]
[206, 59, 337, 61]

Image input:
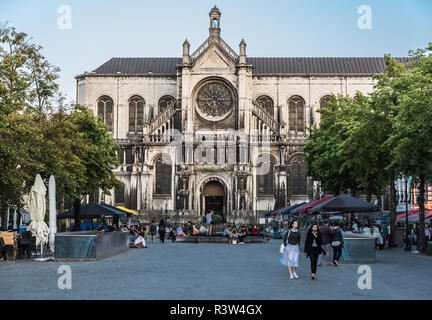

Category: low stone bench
[175, 235, 264, 244]
[340, 232, 376, 263]
[55, 231, 129, 261]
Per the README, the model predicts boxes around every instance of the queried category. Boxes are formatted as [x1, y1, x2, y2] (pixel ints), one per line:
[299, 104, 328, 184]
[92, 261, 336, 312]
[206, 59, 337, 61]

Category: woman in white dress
[371, 225, 383, 249]
[280, 220, 302, 279]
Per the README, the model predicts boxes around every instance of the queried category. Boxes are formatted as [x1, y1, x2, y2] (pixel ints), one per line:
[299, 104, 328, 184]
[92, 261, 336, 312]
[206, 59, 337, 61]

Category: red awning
[396, 210, 432, 219]
[299, 196, 333, 214]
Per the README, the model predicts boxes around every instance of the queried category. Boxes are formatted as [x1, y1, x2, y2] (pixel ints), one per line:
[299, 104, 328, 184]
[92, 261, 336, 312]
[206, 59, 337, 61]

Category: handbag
[279, 230, 291, 253]
[331, 229, 342, 247]
[279, 243, 285, 253]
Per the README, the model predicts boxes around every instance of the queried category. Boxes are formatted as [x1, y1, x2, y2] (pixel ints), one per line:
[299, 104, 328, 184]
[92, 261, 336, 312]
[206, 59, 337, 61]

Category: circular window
[196, 81, 234, 122]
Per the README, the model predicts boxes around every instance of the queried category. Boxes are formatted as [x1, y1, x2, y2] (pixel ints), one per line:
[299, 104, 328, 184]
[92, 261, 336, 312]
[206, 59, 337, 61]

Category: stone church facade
[75, 6, 393, 224]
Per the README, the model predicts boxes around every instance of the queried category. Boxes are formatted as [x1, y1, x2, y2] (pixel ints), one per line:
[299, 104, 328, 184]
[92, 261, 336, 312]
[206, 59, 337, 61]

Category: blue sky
[1, 0, 431, 101]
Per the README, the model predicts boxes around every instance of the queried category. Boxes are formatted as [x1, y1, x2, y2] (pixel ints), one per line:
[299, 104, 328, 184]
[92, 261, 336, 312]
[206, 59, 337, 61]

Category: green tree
[305, 56, 410, 239]
[0, 23, 46, 229]
[305, 94, 360, 195]
[370, 55, 406, 247]
[0, 22, 121, 231]
[68, 105, 121, 229]
[387, 43, 432, 252]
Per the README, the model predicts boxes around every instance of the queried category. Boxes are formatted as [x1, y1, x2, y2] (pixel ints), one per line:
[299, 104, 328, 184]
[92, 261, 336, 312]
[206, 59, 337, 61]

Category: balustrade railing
[190, 38, 239, 63]
[149, 104, 177, 134]
[251, 101, 279, 134]
[146, 134, 175, 143]
[191, 39, 210, 63]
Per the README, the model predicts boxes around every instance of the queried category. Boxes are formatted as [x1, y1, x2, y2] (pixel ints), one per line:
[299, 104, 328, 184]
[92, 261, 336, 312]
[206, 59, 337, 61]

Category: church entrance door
[202, 180, 225, 222]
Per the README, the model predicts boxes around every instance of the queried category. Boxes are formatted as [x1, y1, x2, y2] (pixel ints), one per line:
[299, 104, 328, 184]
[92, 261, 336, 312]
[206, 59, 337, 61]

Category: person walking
[329, 222, 344, 266]
[372, 225, 383, 250]
[424, 225, 431, 241]
[205, 209, 213, 236]
[150, 220, 157, 244]
[317, 221, 332, 266]
[158, 219, 166, 243]
[304, 224, 326, 279]
[280, 220, 301, 279]
[381, 224, 389, 246]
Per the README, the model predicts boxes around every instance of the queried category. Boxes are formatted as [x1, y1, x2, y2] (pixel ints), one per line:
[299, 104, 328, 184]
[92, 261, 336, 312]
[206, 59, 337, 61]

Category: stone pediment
[190, 38, 238, 72]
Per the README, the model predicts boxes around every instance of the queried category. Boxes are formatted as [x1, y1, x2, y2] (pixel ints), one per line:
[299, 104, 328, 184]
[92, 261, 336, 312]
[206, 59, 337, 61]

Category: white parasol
[27, 174, 50, 250]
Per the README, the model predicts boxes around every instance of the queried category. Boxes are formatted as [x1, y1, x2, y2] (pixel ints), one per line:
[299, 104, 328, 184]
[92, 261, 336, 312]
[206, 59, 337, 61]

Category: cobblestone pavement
[1, 239, 431, 300]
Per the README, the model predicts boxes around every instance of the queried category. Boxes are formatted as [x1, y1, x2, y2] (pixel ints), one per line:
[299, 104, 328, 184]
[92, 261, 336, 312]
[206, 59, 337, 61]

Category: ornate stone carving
[196, 81, 234, 121]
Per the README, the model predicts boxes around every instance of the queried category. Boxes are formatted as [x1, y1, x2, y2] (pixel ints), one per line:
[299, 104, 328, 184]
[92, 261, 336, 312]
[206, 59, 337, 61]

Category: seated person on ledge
[186, 221, 194, 235]
[199, 223, 207, 235]
[252, 225, 259, 236]
[133, 230, 147, 248]
[228, 226, 238, 242]
[238, 225, 247, 244]
[223, 225, 231, 237]
[176, 226, 185, 237]
[168, 228, 176, 242]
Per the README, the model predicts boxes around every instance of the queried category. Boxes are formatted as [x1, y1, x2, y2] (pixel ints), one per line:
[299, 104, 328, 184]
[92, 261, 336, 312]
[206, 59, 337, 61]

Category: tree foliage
[305, 43, 432, 252]
[386, 43, 432, 252]
[0, 22, 121, 230]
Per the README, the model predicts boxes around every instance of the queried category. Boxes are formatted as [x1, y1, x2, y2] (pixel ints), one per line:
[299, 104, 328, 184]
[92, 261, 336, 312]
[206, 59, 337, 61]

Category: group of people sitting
[126, 220, 178, 247]
[175, 221, 213, 237]
[222, 224, 267, 244]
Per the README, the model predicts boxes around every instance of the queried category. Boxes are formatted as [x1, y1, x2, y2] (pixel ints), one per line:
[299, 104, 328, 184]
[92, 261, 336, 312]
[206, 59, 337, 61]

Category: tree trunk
[418, 176, 426, 253]
[1, 205, 7, 231]
[366, 190, 372, 203]
[389, 178, 397, 248]
[72, 198, 82, 231]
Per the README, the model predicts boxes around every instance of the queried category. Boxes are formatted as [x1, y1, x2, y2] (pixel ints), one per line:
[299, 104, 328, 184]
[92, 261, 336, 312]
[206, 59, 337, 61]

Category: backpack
[282, 230, 291, 247]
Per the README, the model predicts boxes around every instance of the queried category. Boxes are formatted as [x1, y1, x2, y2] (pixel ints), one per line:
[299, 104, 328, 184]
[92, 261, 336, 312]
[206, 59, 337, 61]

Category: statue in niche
[182, 176, 189, 190]
[191, 183, 195, 210]
[240, 196, 246, 210]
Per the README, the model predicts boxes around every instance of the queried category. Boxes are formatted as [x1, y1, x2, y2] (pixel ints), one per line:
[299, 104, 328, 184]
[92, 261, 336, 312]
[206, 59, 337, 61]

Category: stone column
[238, 39, 247, 132]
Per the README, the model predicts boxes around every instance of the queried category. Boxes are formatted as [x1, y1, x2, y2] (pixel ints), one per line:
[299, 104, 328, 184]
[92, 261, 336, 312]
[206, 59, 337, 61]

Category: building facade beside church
[75, 6, 402, 224]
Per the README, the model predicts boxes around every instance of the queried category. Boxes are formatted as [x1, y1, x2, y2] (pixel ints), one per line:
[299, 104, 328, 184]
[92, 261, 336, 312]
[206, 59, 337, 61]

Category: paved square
[1, 239, 431, 300]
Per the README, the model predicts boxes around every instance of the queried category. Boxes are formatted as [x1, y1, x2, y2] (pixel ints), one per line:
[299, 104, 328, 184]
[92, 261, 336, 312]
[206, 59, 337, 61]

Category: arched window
[155, 155, 172, 195]
[158, 95, 176, 114]
[114, 184, 125, 203]
[212, 19, 219, 28]
[257, 157, 274, 195]
[97, 96, 113, 131]
[89, 189, 99, 203]
[128, 96, 145, 133]
[255, 95, 274, 117]
[320, 95, 331, 109]
[288, 96, 305, 132]
[291, 157, 307, 195]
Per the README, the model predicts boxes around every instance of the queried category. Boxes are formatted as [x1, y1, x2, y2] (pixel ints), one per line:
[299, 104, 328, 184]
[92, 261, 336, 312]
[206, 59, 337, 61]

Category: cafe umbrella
[57, 203, 128, 219]
[27, 174, 50, 257]
[310, 194, 380, 214]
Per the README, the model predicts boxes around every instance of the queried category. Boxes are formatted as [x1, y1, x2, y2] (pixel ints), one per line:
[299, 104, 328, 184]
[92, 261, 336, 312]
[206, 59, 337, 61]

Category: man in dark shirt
[318, 221, 332, 266]
[238, 226, 247, 244]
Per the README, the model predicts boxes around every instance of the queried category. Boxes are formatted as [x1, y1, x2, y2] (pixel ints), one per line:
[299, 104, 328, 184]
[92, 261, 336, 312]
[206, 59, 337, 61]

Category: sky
[1, 0, 431, 102]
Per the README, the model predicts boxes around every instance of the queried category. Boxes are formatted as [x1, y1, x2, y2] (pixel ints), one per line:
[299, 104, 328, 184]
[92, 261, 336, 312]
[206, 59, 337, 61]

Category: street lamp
[403, 176, 410, 250]
[255, 196, 258, 226]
